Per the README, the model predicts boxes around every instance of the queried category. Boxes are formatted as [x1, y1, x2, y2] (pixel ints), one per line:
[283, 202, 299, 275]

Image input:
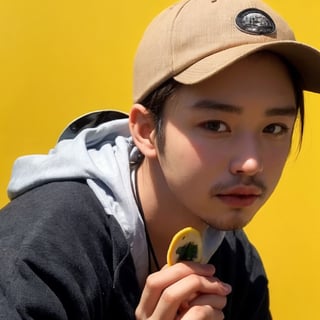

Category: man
[1, 0, 320, 319]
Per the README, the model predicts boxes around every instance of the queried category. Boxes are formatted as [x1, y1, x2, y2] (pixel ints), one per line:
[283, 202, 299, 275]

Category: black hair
[139, 78, 180, 153]
[285, 61, 305, 150]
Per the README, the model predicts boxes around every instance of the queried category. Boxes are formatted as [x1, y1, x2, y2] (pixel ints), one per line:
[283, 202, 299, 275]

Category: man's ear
[129, 104, 158, 158]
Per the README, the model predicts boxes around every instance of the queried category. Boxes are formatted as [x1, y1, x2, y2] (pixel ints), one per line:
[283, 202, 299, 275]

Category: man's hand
[135, 262, 231, 320]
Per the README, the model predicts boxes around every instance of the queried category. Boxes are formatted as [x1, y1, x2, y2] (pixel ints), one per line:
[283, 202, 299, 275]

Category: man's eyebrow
[265, 106, 297, 117]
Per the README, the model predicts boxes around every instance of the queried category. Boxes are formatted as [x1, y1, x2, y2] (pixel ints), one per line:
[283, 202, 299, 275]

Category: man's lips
[216, 186, 263, 208]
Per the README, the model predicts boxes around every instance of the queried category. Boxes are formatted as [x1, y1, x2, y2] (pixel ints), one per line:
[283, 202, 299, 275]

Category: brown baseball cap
[133, 0, 320, 102]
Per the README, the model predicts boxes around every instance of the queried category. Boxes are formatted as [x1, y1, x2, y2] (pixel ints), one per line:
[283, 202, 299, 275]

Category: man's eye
[202, 121, 229, 132]
[263, 123, 289, 135]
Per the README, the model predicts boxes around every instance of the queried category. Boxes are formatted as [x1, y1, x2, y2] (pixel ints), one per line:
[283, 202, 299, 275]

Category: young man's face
[155, 53, 297, 230]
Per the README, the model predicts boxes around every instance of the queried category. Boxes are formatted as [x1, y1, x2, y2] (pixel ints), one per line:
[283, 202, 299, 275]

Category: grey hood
[8, 117, 149, 286]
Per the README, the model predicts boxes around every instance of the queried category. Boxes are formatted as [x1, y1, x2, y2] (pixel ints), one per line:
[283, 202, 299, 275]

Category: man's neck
[136, 158, 206, 268]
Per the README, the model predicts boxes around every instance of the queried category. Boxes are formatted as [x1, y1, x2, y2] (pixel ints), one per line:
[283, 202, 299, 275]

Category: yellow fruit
[167, 227, 203, 266]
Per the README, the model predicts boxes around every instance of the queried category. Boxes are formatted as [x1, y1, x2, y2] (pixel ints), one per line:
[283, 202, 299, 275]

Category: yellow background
[0, 0, 319, 318]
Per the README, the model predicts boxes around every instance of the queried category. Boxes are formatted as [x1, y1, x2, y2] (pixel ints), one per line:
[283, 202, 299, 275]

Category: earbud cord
[133, 169, 160, 273]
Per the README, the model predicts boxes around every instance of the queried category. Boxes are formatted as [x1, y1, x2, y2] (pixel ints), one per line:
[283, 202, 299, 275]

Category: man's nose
[229, 137, 263, 176]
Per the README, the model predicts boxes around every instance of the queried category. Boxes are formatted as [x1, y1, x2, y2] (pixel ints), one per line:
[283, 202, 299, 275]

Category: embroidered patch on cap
[236, 8, 276, 35]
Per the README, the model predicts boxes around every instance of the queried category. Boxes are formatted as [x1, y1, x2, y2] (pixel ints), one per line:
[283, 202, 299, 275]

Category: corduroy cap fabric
[133, 0, 320, 102]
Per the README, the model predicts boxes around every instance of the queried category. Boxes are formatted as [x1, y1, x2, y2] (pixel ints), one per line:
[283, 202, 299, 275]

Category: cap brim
[174, 41, 320, 93]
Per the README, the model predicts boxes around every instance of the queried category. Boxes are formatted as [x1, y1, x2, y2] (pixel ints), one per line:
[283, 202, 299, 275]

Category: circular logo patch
[236, 8, 276, 35]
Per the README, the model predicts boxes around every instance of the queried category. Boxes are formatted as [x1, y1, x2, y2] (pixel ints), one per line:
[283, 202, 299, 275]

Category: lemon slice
[167, 227, 203, 266]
